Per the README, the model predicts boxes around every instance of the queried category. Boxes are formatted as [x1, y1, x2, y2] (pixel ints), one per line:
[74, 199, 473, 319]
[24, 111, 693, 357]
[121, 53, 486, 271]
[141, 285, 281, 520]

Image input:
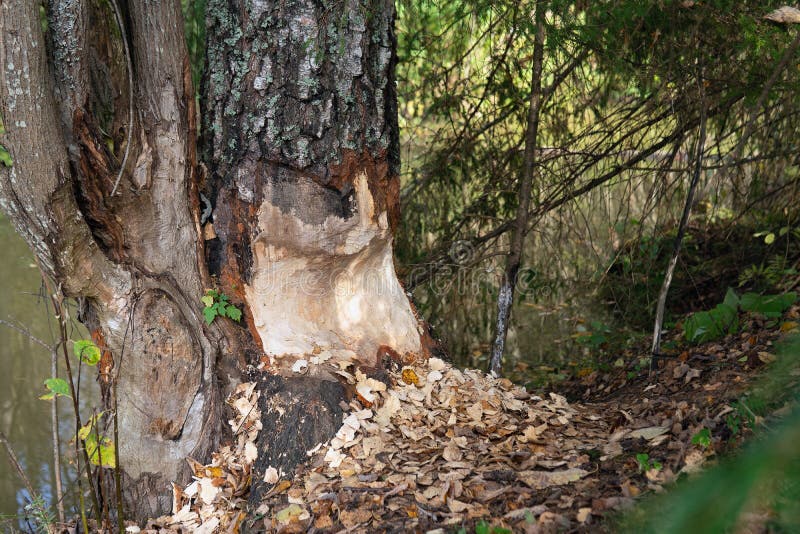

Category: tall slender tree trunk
[0, 0, 422, 520]
[490, 2, 546, 375]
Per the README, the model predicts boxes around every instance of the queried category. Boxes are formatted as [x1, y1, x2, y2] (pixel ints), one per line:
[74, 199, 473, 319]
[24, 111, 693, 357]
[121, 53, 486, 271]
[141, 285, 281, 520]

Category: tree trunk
[0, 0, 422, 520]
[490, 1, 546, 375]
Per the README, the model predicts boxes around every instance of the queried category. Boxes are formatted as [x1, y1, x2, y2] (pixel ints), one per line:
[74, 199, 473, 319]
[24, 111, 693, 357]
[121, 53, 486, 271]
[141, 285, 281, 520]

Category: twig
[651, 69, 708, 365]
[0, 314, 65, 524]
[50, 348, 66, 525]
[0, 319, 53, 351]
[0, 431, 39, 504]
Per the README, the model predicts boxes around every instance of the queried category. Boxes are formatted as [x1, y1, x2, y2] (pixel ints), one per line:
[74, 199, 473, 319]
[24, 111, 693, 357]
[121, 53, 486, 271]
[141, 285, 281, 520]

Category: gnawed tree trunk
[0, 0, 422, 521]
[202, 0, 423, 496]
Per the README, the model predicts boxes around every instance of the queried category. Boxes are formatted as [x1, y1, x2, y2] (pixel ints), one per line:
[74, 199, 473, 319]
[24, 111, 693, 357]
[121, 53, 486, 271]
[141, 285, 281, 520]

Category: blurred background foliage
[390, 0, 800, 374]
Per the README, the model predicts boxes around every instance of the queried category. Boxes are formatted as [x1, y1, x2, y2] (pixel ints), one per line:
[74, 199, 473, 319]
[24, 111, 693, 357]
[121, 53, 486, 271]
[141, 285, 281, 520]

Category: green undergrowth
[599, 218, 800, 331]
[683, 288, 796, 344]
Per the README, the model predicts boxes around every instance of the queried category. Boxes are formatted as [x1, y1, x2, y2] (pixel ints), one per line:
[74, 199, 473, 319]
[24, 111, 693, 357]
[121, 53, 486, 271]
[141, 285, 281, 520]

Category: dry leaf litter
[134, 356, 654, 533]
[132, 314, 798, 533]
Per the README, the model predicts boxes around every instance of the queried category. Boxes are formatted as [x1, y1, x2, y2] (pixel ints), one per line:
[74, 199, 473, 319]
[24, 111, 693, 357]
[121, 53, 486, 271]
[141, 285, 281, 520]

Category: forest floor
[135, 306, 800, 534]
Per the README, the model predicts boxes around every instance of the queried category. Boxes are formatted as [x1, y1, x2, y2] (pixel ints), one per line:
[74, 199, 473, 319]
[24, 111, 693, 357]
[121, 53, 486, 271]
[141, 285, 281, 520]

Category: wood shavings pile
[134, 341, 761, 532]
[145, 382, 262, 533]
[252, 358, 602, 532]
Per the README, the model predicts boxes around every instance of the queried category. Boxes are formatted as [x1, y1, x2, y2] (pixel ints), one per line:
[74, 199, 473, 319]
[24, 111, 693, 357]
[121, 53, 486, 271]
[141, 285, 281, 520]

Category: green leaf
[40, 378, 70, 400]
[723, 288, 739, 308]
[203, 307, 217, 325]
[764, 233, 776, 245]
[84, 433, 116, 468]
[78, 413, 99, 441]
[225, 306, 242, 322]
[651, 460, 662, 471]
[740, 292, 797, 318]
[684, 303, 738, 343]
[692, 428, 712, 449]
[73, 339, 101, 366]
[475, 521, 489, 534]
[200, 294, 215, 308]
[0, 145, 12, 167]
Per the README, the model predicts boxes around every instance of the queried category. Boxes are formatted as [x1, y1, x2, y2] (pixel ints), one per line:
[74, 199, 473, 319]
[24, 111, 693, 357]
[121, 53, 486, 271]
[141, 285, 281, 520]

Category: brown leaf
[519, 468, 588, 489]
[576, 507, 592, 523]
[339, 508, 373, 528]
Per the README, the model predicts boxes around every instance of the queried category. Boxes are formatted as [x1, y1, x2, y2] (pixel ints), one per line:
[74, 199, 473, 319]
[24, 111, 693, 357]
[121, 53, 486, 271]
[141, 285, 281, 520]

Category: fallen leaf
[275, 504, 305, 524]
[629, 426, 669, 440]
[263, 466, 279, 484]
[764, 6, 800, 24]
[244, 441, 258, 463]
[519, 468, 588, 489]
[620, 479, 640, 498]
[197, 478, 220, 504]
[401, 368, 420, 385]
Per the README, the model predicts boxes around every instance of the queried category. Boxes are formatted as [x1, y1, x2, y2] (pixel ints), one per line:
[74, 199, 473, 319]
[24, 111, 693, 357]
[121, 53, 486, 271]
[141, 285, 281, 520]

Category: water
[0, 215, 90, 526]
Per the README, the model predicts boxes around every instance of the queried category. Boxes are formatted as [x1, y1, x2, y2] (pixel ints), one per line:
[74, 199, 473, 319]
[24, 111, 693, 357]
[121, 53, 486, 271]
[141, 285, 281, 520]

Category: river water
[0, 215, 95, 526]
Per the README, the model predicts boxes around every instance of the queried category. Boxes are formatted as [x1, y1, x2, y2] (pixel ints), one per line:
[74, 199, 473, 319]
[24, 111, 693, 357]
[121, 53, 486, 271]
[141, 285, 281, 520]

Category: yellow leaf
[401, 368, 419, 386]
[206, 466, 224, 478]
[275, 504, 304, 523]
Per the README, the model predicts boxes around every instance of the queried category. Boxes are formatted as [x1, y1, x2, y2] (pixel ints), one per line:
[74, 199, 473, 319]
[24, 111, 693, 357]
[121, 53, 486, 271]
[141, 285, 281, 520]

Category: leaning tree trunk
[0, 0, 422, 521]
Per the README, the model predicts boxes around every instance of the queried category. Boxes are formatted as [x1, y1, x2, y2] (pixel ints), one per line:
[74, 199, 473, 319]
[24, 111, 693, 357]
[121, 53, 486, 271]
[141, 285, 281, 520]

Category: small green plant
[691, 428, 712, 449]
[23, 494, 54, 534]
[40, 338, 103, 400]
[201, 289, 242, 325]
[40, 339, 117, 469]
[739, 291, 797, 318]
[457, 520, 512, 534]
[725, 412, 742, 436]
[575, 320, 612, 350]
[684, 289, 797, 343]
[635, 453, 662, 473]
[683, 289, 739, 343]
[725, 400, 758, 436]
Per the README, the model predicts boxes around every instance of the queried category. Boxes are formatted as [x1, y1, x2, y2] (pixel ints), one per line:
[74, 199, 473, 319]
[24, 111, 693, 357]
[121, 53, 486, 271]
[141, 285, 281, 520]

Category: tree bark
[0, 0, 422, 520]
[202, 0, 423, 489]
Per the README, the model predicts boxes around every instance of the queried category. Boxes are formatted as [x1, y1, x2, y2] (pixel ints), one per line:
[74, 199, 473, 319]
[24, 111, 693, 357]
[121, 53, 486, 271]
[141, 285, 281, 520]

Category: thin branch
[0, 431, 39, 505]
[0, 319, 54, 351]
